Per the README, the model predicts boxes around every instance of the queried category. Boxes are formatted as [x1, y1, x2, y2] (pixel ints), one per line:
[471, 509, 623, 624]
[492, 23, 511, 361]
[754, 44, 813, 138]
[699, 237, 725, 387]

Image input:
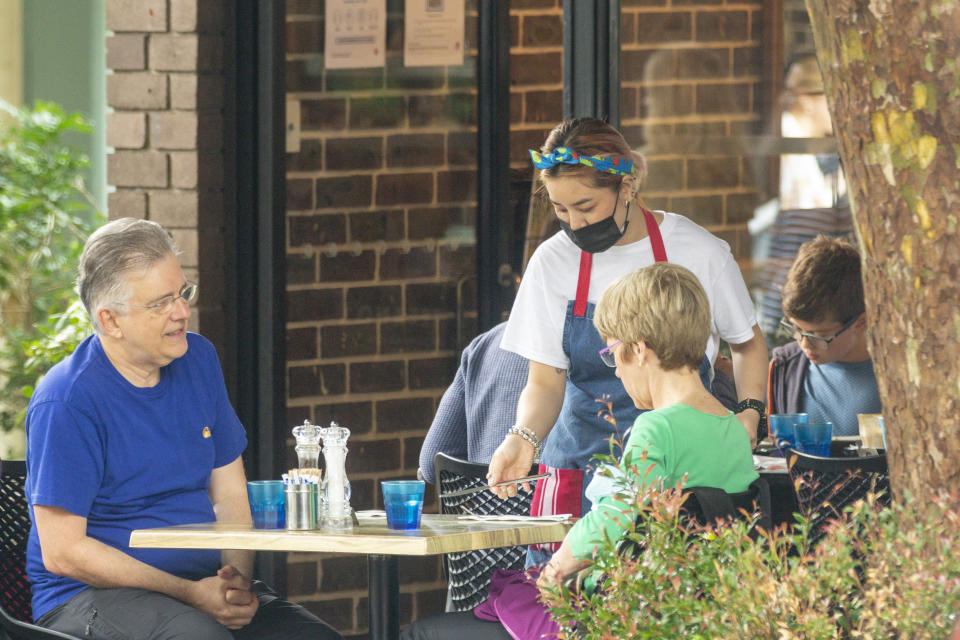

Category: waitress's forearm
[513, 361, 567, 440]
[729, 326, 768, 401]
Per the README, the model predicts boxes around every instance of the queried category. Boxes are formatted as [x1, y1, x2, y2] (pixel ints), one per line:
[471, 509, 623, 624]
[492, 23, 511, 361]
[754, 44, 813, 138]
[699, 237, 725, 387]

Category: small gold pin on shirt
[202, 426, 211, 438]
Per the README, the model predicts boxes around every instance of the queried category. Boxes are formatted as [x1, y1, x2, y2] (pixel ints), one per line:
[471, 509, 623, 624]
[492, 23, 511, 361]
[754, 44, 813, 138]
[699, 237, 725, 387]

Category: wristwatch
[736, 398, 767, 440]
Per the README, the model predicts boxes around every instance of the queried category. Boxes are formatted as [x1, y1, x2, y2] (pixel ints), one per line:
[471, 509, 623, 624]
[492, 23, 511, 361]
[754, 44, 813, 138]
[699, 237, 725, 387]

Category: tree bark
[804, 0, 960, 500]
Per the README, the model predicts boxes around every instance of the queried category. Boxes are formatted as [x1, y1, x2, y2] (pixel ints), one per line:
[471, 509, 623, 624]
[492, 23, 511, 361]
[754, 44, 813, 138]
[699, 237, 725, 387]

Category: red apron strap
[573, 251, 593, 317]
[643, 209, 668, 262]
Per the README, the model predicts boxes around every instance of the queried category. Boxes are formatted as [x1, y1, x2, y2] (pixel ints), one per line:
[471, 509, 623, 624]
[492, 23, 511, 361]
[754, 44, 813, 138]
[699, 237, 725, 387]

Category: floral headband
[529, 146, 633, 176]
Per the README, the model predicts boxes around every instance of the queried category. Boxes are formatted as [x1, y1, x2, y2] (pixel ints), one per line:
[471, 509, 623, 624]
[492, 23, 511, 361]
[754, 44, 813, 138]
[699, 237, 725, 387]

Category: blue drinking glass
[247, 480, 286, 529]
[796, 422, 833, 457]
[381, 480, 425, 530]
[768, 413, 808, 454]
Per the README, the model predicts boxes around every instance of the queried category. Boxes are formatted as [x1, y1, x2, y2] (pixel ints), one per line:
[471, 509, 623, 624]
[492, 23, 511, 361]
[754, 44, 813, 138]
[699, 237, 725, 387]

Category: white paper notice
[325, 0, 386, 70]
[404, 0, 465, 68]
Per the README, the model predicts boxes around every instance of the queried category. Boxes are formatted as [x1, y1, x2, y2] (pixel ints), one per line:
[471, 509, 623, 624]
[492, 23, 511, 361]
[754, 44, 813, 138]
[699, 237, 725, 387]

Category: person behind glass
[400, 264, 759, 640]
[25, 219, 341, 640]
[487, 118, 769, 567]
[768, 235, 880, 436]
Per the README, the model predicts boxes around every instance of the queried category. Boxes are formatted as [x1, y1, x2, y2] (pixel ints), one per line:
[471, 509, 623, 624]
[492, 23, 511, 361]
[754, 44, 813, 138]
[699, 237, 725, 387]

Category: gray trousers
[37, 581, 341, 640]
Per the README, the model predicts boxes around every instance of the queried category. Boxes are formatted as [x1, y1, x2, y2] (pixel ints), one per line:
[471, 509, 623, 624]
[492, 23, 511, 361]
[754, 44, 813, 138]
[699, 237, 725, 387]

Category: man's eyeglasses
[598, 340, 622, 367]
[779, 314, 859, 351]
[114, 283, 198, 316]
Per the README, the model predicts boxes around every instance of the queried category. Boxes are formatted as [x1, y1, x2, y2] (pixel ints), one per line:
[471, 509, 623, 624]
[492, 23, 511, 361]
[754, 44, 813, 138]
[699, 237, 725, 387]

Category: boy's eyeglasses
[778, 314, 859, 351]
[113, 283, 198, 316]
[598, 340, 622, 367]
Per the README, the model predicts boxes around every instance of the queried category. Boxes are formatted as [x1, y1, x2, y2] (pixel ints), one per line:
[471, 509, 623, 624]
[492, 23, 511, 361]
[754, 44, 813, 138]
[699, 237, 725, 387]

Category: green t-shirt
[567, 403, 759, 561]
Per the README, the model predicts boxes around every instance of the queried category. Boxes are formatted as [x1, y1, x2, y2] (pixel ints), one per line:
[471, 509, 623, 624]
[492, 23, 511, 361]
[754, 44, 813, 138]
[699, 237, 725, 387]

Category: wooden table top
[129, 513, 572, 556]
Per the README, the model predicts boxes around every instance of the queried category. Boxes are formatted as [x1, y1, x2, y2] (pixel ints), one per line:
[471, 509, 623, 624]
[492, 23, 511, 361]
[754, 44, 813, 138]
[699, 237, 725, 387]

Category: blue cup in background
[382, 480, 425, 530]
[796, 422, 832, 457]
[768, 413, 808, 454]
[247, 480, 286, 529]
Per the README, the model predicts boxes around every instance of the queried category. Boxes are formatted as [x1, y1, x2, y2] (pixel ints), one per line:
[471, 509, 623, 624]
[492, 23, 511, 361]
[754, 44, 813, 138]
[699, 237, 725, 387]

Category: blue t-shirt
[801, 359, 881, 436]
[25, 332, 247, 619]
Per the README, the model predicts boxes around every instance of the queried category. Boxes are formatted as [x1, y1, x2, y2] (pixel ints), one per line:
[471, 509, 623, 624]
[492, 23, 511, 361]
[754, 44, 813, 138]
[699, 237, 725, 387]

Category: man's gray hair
[78, 218, 181, 333]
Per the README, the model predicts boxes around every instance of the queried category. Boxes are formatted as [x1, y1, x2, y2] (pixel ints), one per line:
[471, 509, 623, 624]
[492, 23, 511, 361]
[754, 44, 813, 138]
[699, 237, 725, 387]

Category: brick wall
[105, 0, 234, 379]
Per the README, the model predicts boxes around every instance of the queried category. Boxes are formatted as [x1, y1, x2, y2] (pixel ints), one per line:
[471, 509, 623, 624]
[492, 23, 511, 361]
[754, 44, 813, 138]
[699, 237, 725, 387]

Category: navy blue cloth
[419, 323, 528, 484]
[25, 333, 247, 619]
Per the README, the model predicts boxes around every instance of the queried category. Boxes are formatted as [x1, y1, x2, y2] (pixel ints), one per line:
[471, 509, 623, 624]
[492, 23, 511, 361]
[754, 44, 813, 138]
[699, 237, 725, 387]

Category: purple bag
[474, 569, 561, 640]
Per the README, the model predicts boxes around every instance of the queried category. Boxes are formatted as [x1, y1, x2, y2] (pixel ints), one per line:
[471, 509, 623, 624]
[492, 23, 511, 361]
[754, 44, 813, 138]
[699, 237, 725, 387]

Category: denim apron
[529, 209, 712, 554]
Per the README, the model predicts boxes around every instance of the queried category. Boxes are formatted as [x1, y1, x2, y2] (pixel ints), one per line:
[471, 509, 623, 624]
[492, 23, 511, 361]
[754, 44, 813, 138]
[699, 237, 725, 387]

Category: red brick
[726, 193, 760, 224]
[286, 562, 318, 596]
[287, 253, 317, 284]
[108, 189, 147, 219]
[107, 73, 168, 110]
[408, 94, 475, 127]
[326, 66, 384, 92]
[438, 245, 475, 277]
[289, 214, 347, 246]
[321, 323, 377, 358]
[150, 112, 198, 149]
[636, 11, 692, 43]
[287, 18, 324, 54]
[107, 112, 146, 148]
[346, 285, 402, 319]
[687, 157, 740, 189]
[150, 34, 223, 72]
[696, 11, 749, 42]
[349, 96, 405, 129]
[316, 175, 372, 209]
[509, 128, 551, 164]
[350, 361, 405, 393]
[524, 90, 563, 124]
[170, 74, 225, 109]
[404, 436, 426, 473]
[301, 98, 347, 131]
[108, 151, 168, 188]
[695, 82, 750, 114]
[621, 49, 657, 82]
[521, 15, 562, 47]
[675, 48, 730, 79]
[408, 357, 457, 390]
[510, 53, 562, 86]
[379, 247, 437, 280]
[107, 34, 146, 70]
[312, 401, 373, 435]
[318, 556, 366, 592]
[287, 288, 343, 322]
[287, 178, 313, 211]
[670, 195, 724, 226]
[734, 46, 763, 77]
[375, 173, 433, 206]
[446, 131, 477, 166]
[386, 58, 445, 91]
[380, 320, 436, 354]
[386, 134, 444, 168]
[320, 250, 376, 282]
[325, 137, 382, 171]
[436, 170, 476, 203]
[288, 363, 346, 398]
[287, 327, 317, 361]
[348, 440, 401, 473]
[149, 190, 199, 227]
[169, 228, 198, 267]
[106, 0, 167, 32]
[349, 210, 404, 242]
[375, 398, 436, 432]
[286, 139, 324, 172]
[645, 159, 684, 192]
[405, 283, 455, 316]
[408, 207, 472, 240]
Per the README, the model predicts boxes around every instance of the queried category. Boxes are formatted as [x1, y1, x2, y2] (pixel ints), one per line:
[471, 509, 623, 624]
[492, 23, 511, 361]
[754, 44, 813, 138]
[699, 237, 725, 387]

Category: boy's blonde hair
[593, 263, 710, 371]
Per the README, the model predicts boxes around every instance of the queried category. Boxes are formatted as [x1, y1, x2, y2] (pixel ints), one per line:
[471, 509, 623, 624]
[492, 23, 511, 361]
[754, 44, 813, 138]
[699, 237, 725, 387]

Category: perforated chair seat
[434, 453, 537, 612]
[1, 460, 83, 639]
[784, 449, 890, 545]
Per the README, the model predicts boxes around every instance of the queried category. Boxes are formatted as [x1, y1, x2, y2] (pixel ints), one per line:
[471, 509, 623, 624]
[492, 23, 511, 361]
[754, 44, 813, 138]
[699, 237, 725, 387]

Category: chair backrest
[684, 477, 773, 534]
[1, 461, 82, 640]
[785, 449, 891, 545]
[434, 452, 537, 612]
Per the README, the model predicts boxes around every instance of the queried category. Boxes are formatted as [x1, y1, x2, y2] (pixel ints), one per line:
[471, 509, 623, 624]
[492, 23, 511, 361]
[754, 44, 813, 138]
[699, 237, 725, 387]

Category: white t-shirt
[501, 211, 757, 368]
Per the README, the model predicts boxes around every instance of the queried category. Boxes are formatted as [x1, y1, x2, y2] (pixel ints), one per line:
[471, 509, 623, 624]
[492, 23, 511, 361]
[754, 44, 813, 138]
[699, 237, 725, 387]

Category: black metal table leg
[368, 554, 400, 640]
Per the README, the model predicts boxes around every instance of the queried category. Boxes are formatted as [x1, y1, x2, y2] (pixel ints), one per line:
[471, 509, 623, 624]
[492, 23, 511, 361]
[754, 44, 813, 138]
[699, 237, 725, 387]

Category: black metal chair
[1, 460, 82, 640]
[784, 449, 890, 545]
[433, 452, 538, 612]
[684, 477, 773, 534]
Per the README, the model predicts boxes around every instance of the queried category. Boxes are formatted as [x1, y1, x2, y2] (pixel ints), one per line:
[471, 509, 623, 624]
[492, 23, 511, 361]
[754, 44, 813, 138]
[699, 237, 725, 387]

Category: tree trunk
[804, 0, 960, 500]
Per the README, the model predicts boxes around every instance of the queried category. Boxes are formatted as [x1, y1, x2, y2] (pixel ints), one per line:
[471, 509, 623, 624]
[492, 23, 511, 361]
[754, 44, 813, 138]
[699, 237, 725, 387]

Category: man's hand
[186, 567, 258, 629]
[487, 435, 535, 499]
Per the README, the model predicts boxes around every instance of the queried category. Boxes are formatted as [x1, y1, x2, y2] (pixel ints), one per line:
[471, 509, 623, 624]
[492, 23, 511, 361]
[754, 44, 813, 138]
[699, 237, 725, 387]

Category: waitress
[488, 118, 768, 565]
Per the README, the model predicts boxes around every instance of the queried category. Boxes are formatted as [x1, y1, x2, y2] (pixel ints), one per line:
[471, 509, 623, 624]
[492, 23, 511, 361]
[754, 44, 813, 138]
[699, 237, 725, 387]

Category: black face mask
[559, 198, 630, 254]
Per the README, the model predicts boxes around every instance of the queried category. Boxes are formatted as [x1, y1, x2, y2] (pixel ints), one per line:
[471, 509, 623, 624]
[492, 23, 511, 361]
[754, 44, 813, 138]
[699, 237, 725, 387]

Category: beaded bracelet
[508, 425, 542, 464]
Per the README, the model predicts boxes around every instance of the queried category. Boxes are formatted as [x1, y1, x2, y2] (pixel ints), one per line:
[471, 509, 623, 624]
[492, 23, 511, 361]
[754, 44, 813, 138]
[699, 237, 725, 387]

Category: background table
[130, 513, 571, 640]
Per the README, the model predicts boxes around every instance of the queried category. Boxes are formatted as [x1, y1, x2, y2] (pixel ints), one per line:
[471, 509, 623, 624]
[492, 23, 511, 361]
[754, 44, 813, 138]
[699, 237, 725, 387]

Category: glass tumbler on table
[796, 421, 833, 457]
[381, 480, 425, 530]
[247, 480, 286, 529]
[768, 413, 808, 454]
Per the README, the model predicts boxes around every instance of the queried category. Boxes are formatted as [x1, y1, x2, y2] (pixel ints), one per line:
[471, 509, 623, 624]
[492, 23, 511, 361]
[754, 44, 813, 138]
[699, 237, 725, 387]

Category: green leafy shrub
[0, 100, 102, 445]
[541, 484, 960, 639]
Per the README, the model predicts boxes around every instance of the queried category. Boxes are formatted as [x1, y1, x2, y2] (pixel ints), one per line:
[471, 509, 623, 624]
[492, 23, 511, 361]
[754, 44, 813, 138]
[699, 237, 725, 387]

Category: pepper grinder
[319, 421, 352, 530]
[292, 419, 321, 470]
